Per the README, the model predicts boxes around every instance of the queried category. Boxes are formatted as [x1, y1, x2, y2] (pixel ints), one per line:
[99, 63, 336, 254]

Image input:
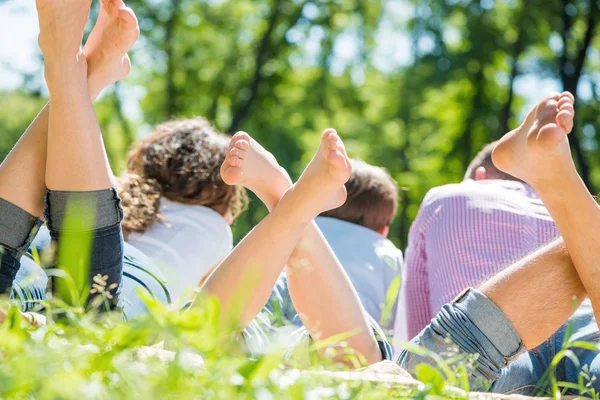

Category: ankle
[275, 186, 319, 225]
[531, 167, 587, 205]
[44, 55, 88, 89]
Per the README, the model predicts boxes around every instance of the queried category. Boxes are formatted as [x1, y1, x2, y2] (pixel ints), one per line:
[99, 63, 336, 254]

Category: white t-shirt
[127, 198, 233, 302]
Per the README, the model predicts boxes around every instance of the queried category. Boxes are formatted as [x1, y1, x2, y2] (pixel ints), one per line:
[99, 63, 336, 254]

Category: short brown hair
[321, 159, 398, 232]
[119, 117, 248, 235]
[465, 141, 518, 181]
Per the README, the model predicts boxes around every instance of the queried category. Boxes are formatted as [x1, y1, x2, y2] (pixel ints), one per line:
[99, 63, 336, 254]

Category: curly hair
[119, 117, 248, 236]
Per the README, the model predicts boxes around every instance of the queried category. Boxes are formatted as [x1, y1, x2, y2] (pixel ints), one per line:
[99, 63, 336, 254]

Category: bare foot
[492, 92, 576, 189]
[289, 129, 352, 217]
[83, 0, 139, 91]
[35, 0, 92, 86]
[221, 132, 292, 210]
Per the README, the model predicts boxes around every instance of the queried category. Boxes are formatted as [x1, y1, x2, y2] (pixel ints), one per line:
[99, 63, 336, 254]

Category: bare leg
[480, 239, 585, 349]
[37, 0, 112, 191]
[220, 132, 381, 364]
[0, 0, 138, 215]
[493, 92, 600, 326]
[205, 129, 349, 320]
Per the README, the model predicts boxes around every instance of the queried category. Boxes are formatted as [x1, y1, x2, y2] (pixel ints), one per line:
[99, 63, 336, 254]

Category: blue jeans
[397, 288, 600, 395]
[0, 190, 124, 310]
[21, 226, 171, 320]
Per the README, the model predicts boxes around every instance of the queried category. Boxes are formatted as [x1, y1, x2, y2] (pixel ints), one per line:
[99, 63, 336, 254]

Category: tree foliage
[4, 0, 600, 247]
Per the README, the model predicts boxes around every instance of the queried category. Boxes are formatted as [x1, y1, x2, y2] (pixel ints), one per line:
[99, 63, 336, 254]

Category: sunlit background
[0, 0, 597, 246]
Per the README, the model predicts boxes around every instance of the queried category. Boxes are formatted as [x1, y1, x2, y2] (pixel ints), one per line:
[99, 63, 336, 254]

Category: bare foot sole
[291, 128, 352, 216]
[83, 0, 140, 86]
[492, 91, 576, 188]
[221, 132, 292, 209]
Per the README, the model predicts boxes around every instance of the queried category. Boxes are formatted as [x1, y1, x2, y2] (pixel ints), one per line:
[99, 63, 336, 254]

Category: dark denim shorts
[0, 189, 124, 310]
[20, 225, 171, 319]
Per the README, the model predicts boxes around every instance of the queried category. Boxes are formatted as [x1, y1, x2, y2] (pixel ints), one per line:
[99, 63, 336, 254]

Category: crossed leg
[0, 0, 139, 218]
[202, 130, 383, 365]
[492, 92, 600, 326]
[398, 92, 599, 392]
[0, 0, 138, 308]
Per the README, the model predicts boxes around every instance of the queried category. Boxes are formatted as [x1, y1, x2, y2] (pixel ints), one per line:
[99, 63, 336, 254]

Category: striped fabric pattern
[402, 179, 560, 339]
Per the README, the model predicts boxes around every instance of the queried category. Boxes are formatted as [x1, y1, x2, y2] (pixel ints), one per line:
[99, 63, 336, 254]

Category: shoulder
[416, 182, 474, 217]
[420, 180, 524, 209]
[423, 181, 485, 203]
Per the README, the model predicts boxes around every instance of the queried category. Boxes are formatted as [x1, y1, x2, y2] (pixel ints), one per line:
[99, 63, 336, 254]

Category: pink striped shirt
[403, 180, 559, 339]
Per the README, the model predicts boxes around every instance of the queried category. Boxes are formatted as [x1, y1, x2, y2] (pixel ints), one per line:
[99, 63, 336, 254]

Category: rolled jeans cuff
[397, 288, 526, 390]
[0, 198, 43, 294]
[44, 188, 123, 233]
[452, 288, 524, 363]
[0, 198, 43, 256]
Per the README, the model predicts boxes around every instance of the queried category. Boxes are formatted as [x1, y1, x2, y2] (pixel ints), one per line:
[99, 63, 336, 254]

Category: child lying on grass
[119, 117, 248, 302]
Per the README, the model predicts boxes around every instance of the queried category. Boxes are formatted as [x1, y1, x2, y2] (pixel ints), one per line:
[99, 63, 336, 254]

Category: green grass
[0, 293, 427, 399]
[1, 204, 598, 399]
[0, 289, 598, 399]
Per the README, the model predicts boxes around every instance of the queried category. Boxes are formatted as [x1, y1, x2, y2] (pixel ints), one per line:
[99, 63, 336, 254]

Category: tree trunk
[498, 22, 525, 137]
[164, 0, 181, 119]
[560, 0, 598, 190]
[228, 0, 284, 133]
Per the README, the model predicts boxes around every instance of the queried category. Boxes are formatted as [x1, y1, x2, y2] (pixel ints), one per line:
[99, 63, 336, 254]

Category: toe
[234, 139, 249, 151]
[233, 131, 251, 142]
[328, 139, 340, 152]
[556, 110, 574, 133]
[230, 132, 251, 150]
[548, 92, 561, 101]
[321, 128, 337, 141]
[228, 155, 242, 167]
[560, 91, 575, 104]
[230, 148, 246, 160]
[557, 97, 573, 109]
[100, 0, 120, 17]
[559, 101, 574, 114]
[327, 150, 347, 170]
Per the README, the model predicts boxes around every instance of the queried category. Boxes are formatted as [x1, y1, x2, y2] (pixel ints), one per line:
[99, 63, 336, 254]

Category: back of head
[119, 117, 248, 235]
[321, 159, 398, 233]
[464, 141, 519, 181]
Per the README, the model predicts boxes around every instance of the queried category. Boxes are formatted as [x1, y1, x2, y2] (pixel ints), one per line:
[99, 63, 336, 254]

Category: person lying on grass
[398, 91, 600, 396]
[198, 129, 393, 365]
[401, 141, 559, 340]
[3, 0, 600, 392]
[209, 92, 600, 395]
[0, 0, 173, 322]
[0, 0, 386, 367]
[119, 117, 248, 303]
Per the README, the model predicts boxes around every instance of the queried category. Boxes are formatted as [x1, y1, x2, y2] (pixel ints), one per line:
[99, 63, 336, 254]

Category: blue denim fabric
[26, 226, 170, 320]
[243, 273, 393, 362]
[0, 190, 126, 312]
[397, 288, 600, 395]
[0, 197, 43, 294]
[44, 189, 124, 309]
[491, 299, 599, 396]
